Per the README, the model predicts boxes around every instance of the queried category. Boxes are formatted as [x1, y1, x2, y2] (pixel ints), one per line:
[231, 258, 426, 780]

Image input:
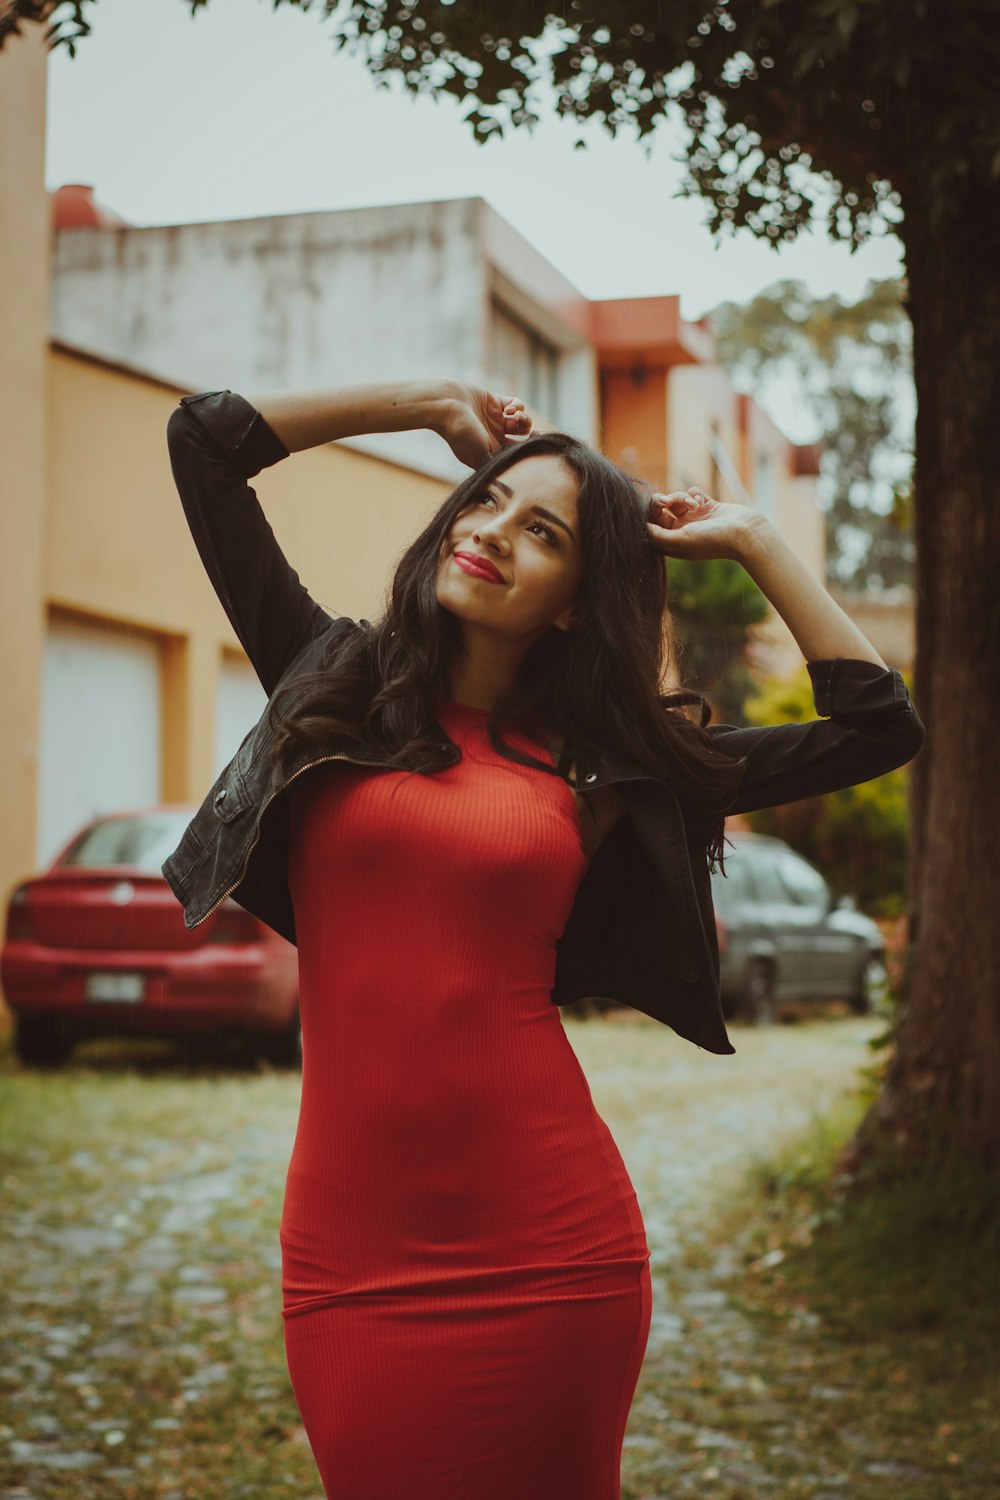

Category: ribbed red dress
[280, 698, 652, 1499]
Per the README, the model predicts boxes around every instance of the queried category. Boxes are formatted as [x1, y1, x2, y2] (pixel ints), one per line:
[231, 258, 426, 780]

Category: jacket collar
[282, 621, 665, 794]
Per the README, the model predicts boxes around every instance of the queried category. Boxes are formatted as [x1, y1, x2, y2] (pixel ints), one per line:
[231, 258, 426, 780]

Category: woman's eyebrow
[489, 479, 576, 544]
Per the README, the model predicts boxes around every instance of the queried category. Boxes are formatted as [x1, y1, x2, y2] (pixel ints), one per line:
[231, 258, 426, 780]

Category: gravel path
[2, 1012, 962, 1498]
[567, 1009, 879, 1274]
[568, 1012, 934, 1497]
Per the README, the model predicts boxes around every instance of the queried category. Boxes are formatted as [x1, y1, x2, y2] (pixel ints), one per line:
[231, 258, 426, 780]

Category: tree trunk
[841, 183, 1000, 1172]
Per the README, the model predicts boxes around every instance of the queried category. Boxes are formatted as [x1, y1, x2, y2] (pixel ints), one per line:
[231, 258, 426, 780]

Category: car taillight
[715, 912, 728, 954]
[206, 903, 259, 944]
[6, 885, 35, 942]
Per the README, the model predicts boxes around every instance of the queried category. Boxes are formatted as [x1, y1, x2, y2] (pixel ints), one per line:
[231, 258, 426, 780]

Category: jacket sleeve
[707, 658, 926, 817]
[166, 389, 336, 698]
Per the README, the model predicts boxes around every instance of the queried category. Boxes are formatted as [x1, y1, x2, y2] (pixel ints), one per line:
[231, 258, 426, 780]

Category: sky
[44, 0, 905, 443]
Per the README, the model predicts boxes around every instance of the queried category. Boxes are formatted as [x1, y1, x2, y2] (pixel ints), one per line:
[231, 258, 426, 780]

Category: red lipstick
[453, 552, 506, 585]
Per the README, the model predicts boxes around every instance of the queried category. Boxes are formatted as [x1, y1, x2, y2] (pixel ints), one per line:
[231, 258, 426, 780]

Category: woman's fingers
[647, 488, 718, 549]
[650, 493, 696, 528]
[502, 401, 531, 438]
[656, 495, 710, 513]
[650, 487, 715, 526]
[653, 490, 698, 508]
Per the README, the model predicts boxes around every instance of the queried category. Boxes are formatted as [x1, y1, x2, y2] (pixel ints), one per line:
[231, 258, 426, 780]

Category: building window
[488, 300, 559, 422]
[754, 451, 777, 522]
[707, 428, 754, 508]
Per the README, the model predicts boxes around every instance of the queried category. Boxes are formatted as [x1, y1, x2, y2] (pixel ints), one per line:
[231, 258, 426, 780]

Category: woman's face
[435, 453, 585, 638]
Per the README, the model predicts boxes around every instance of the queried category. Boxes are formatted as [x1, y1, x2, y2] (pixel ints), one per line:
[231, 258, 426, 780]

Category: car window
[713, 851, 756, 903]
[774, 852, 830, 910]
[58, 813, 194, 873]
[744, 852, 792, 905]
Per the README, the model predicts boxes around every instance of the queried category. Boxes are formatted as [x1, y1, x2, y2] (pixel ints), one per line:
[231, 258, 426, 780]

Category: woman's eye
[460, 493, 496, 516]
[475, 493, 557, 547]
[529, 521, 558, 545]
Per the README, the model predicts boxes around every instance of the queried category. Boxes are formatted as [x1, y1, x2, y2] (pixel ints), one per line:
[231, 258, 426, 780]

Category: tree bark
[841, 182, 1000, 1171]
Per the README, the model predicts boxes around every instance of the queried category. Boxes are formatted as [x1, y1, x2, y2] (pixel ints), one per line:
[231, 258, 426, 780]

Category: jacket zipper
[195, 746, 412, 926]
[196, 744, 677, 930]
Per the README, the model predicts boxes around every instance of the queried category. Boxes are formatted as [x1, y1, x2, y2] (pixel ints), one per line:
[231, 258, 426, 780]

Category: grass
[736, 1091, 1000, 1351]
[0, 1041, 323, 1499]
[670, 1087, 1000, 1498]
[2, 1020, 999, 1498]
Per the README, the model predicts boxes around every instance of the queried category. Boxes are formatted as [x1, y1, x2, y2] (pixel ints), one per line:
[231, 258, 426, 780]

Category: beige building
[2, 25, 52, 1034]
[2, 21, 847, 1030]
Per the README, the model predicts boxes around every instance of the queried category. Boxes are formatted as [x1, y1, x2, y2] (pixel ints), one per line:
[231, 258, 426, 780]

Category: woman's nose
[472, 522, 509, 552]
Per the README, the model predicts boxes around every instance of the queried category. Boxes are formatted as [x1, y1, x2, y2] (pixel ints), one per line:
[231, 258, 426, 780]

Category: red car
[1, 806, 300, 1069]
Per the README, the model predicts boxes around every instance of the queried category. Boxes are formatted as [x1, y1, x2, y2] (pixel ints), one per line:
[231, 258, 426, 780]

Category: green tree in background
[11, 0, 999, 1172]
[740, 664, 915, 919]
[667, 556, 770, 725]
[707, 278, 915, 594]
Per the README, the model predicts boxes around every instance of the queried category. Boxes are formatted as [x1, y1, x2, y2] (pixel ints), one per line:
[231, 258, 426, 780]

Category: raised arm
[736, 521, 888, 668]
[647, 489, 925, 816]
[165, 381, 455, 698]
[248, 378, 534, 466]
[246, 379, 457, 454]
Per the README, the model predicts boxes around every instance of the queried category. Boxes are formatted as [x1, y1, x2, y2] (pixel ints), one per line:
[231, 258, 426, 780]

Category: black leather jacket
[161, 390, 926, 1056]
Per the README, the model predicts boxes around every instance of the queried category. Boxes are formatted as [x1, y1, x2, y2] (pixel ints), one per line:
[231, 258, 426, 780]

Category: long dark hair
[265, 430, 748, 870]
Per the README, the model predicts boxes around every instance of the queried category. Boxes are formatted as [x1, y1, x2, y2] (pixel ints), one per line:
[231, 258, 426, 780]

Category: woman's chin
[438, 582, 491, 617]
[437, 593, 519, 637]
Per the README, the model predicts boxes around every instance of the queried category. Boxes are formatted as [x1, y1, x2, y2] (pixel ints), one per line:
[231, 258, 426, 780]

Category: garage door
[215, 655, 268, 780]
[39, 615, 162, 869]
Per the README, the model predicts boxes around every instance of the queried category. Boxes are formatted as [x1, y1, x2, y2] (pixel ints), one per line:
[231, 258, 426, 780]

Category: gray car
[711, 832, 889, 1025]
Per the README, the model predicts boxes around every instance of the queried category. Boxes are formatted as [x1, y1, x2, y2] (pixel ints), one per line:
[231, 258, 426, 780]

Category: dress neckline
[435, 698, 492, 717]
[434, 698, 568, 774]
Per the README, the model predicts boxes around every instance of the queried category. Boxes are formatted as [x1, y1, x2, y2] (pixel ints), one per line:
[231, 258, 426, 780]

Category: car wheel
[15, 1017, 75, 1068]
[740, 958, 777, 1026]
[850, 951, 888, 1014]
[257, 1012, 302, 1069]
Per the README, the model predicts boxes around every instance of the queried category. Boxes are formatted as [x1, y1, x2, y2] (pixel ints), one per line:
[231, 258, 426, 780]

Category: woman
[162, 377, 925, 1499]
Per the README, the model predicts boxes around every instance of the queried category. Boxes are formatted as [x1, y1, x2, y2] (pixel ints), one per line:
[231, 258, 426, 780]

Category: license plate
[84, 971, 146, 1003]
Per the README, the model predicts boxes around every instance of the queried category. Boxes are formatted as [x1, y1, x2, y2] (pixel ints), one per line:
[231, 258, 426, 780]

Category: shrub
[739, 662, 915, 917]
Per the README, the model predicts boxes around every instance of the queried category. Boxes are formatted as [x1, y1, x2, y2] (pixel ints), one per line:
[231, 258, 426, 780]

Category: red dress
[281, 698, 652, 1499]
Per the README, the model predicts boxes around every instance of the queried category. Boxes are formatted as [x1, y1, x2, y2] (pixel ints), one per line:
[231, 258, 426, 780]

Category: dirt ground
[1, 1009, 992, 1498]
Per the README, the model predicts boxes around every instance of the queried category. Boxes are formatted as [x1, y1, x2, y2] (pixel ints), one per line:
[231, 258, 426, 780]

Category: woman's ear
[553, 601, 585, 633]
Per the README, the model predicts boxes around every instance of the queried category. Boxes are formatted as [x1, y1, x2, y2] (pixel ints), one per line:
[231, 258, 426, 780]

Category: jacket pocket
[211, 728, 258, 824]
[212, 773, 250, 824]
[162, 822, 208, 897]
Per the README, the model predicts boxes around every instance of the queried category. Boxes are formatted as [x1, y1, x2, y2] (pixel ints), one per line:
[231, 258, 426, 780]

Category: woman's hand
[646, 486, 772, 563]
[435, 381, 534, 469]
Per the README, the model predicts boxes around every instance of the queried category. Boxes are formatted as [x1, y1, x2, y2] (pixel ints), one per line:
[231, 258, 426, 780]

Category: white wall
[667, 363, 741, 495]
[51, 196, 600, 481]
[51, 198, 487, 481]
[39, 616, 161, 869]
[214, 655, 268, 780]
